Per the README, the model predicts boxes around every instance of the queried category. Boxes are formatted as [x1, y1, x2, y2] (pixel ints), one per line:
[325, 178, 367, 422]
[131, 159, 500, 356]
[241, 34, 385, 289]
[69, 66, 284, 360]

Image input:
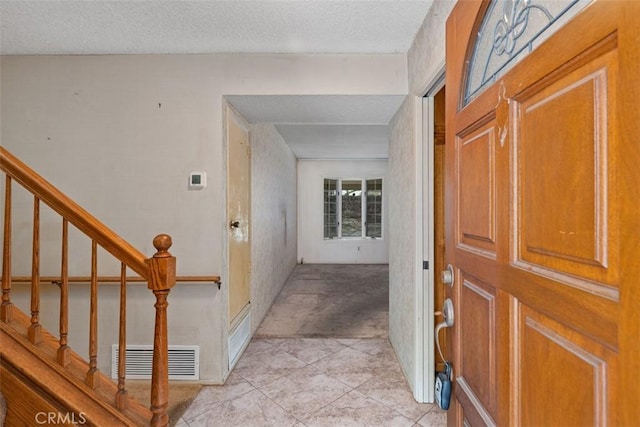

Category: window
[323, 178, 383, 239]
[366, 179, 382, 238]
[341, 180, 362, 237]
[463, 0, 586, 107]
[324, 179, 338, 238]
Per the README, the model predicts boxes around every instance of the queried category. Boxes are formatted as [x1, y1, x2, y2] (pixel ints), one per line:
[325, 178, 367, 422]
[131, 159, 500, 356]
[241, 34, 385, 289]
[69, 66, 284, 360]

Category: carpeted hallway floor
[255, 264, 389, 339]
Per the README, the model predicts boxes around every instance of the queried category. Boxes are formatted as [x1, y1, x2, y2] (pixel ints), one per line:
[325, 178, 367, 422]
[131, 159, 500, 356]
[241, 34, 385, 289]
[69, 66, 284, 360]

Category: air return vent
[111, 345, 199, 380]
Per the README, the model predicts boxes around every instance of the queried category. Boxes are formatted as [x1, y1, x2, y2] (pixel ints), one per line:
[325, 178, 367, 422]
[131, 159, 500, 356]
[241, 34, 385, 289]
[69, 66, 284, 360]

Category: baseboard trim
[228, 309, 251, 370]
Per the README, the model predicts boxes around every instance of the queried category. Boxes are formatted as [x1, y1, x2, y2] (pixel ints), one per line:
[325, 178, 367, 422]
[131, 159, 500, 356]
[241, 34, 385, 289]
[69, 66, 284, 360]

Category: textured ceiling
[225, 95, 405, 125]
[1, 1, 434, 55]
[276, 124, 390, 159]
[1, 1, 433, 160]
[226, 95, 404, 159]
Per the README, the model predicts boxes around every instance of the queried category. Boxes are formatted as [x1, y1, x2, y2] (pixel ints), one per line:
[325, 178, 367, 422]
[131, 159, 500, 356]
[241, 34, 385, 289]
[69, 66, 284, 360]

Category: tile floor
[177, 338, 446, 426]
[176, 265, 447, 426]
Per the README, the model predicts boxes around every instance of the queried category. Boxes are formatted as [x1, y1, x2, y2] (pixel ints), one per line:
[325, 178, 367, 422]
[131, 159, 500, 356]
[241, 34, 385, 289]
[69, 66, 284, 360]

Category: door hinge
[423, 261, 429, 270]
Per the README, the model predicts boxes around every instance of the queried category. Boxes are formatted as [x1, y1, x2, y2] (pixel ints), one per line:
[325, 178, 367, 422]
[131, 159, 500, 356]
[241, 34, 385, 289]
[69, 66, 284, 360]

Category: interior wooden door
[227, 105, 251, 328]
[444, 1, 639, 426]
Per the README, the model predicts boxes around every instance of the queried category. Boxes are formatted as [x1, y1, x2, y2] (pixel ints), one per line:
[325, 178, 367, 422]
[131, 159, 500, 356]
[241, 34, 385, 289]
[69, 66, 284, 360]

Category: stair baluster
[86, 240, 99, 389]
[28, 196, 42, 345]
[1, 176, 13, 322]
[116, 262, 128, 410]
[57, 219, 70, 367]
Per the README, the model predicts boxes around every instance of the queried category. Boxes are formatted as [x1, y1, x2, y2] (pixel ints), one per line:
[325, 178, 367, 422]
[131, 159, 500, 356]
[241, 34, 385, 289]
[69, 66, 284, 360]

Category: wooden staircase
[2, 309, 152, 426]
[0, 147, 176, 426]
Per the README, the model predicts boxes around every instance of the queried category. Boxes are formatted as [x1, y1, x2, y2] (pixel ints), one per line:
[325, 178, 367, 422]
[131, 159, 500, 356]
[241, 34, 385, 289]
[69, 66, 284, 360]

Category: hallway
[176, 265, 446, 426]
[256, 264, 389, 339]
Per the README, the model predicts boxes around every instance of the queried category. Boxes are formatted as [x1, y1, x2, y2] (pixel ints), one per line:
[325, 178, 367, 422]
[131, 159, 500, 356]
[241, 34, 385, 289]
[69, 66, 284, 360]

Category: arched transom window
[463, 0, 592, 107]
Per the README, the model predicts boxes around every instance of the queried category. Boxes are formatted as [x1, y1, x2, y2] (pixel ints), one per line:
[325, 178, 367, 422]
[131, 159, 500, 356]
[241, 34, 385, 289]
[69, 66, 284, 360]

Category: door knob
[441, 264, 454, 287]
[229, 220, 240, 229]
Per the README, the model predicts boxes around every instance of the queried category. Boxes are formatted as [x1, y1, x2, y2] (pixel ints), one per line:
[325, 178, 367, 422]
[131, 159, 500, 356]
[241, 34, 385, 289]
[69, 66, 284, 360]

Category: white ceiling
[1, 1, 434, 159]
[276, 124, 391, 159]
[226, 95, 404, 159]
[1, 1, 433, 55]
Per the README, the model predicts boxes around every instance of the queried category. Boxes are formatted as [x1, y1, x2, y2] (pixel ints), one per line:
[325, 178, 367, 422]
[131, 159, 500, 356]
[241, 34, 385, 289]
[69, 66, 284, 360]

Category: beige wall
[388, 97, 417, 388]
[0, 53, 407, 383]
[388, 0, 456, 393]
[408, 1, 455, 95]
[249, 123, 298, 334]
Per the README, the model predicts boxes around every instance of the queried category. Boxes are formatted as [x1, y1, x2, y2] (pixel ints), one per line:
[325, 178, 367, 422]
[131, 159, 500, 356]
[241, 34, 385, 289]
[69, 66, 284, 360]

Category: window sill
[323, 237, 384, 241]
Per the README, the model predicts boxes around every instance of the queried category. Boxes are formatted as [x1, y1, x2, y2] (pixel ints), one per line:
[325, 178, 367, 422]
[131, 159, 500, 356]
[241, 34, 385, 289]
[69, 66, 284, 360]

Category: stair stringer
[0, 310, 152, 426]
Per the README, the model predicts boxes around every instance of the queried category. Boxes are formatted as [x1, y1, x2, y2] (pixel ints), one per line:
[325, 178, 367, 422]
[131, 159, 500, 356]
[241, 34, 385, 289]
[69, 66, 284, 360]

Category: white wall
[0, 53, 407, 383]
[249, 123, 298, 333]
[388, 0, 455, 392]
[297, 160, 388, 264]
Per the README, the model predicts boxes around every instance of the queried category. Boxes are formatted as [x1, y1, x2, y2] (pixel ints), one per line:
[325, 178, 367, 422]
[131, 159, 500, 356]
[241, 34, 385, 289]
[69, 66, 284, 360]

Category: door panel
[517, 305, 615, 427]
[227, 106, 251, 327]
[445, 1, 639, 426]
[515, 47, 617, 290]
[458, 123, 497, 257]
[459, 274, 497, 416]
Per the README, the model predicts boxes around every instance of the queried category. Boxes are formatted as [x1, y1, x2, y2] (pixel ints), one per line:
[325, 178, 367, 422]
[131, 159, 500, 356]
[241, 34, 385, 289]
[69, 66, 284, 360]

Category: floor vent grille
[111, 345, 199, 380]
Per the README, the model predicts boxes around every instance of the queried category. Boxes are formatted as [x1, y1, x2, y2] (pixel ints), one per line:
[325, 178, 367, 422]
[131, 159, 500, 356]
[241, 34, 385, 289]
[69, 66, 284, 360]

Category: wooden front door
[227, 105, 251, 327]
[445, 1, 639, 425]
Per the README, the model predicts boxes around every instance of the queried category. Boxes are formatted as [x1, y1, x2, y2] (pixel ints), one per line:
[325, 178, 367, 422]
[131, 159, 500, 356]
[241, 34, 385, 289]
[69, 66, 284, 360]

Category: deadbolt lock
[441, 264, 455, 287]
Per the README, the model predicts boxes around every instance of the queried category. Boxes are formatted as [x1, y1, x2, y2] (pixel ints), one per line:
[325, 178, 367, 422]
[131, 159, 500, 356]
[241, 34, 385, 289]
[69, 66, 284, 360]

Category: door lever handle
[229, 220, 240, 229]
[442, 298, 454, 327]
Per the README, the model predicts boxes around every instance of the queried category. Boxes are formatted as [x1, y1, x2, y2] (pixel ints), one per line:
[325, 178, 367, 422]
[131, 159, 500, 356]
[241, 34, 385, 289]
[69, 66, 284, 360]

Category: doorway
[432, 86, 446, 376]
[413, 68, 446, 404]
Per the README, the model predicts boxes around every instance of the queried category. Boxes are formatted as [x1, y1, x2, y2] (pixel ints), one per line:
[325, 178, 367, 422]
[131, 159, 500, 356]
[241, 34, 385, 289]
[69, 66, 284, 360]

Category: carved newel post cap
[153, 234, 173, 258]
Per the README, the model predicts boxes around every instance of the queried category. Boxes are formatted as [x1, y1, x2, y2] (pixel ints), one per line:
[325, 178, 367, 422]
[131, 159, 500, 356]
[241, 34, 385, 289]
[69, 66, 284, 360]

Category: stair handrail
[0, 146, 175, 426]
[0, 147, 148, 276]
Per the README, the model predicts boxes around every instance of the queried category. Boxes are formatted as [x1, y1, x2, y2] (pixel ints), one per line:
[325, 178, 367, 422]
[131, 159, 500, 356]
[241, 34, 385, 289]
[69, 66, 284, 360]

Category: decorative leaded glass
[366, 179, 382, 238]
[341, 180, 362, 237]
[324, 179, 338, 239]
[463, 0, 590, 107]
[324, 178, 384, 239]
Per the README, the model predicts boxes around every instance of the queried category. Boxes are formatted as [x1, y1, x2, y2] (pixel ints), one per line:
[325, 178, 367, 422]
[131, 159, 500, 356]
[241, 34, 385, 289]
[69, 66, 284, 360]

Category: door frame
[413, 62, 445, 403]
[223, 100, 253, 370]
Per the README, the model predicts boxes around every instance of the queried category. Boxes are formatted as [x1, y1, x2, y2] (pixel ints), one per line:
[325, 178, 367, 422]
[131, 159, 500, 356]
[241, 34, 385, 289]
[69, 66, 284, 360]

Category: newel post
[146, 234, 176, 427]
